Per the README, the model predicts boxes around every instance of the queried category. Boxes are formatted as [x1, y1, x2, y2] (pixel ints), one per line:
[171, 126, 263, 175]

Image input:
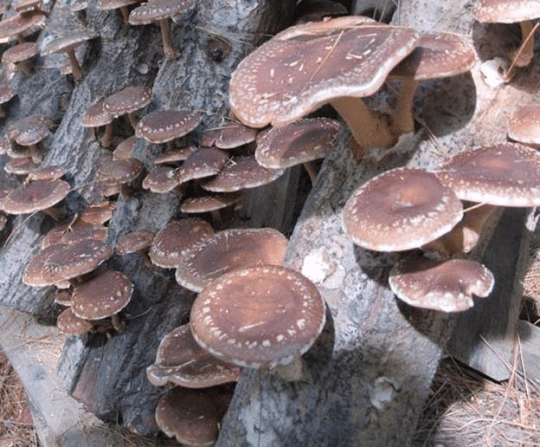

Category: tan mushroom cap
[435, 143, 540, 206]
[175, 148, 229, 185]
[155, 388, 224, 447]
[41, 220, 108, 249]
[146, 324, 242, 388]
[2, 41, 37, 64]
[57, 307, 93, 335]
[507, 103, 540, 145]
[81, 101, 114, 128]
[23, 239, 113, 286]
[142, 165, 179, 193]
[342, 167, 463, 252]
[389, 256, 495, 312]
[229, 17, 419, 128]
[190, 264, 325, 368]
[96, 157, 144, 185]
[136, 110, 202, 144]
[3, 179, 70, 215]
[4, 157, 38, 175]
[390, 31, 476, 81]
[200, 122, 257, 149]
[8, 114, 49, 146]
[201, 155, 285, 192]
[128, 0, 194, 24]
[149, 218, 214, 268]
[180, 192, 242, 214]
[255, 118, 340, 169]
[0, 12, 46, 41]
[116, 229, 155, 255]
[473, 0, 540, 23]
[71, 270, 133, 320]
[175, 227, 288, 293]
[103, 85, 152, 117]
[27, 165, 67, 181]
[42, 30, 98, 56]
[154, 145, 197, 164]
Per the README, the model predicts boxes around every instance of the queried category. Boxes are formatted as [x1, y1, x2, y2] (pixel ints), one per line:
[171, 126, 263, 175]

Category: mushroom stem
[127, 112, 139, 128]
[329, 96, 396, 156]
[303, 161, 318, 185]
[389, 77, 418, 137]
[513, 20, 536, 68]
[159, 18, 178, 59]
[66, 48, 82, 81]
[101, 122, 114, 148]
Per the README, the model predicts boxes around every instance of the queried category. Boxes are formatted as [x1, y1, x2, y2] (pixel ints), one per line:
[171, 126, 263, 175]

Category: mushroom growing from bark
[342, 167, 463, 252]
[103, 85, 152, 128]
[229, 16, 419, 154]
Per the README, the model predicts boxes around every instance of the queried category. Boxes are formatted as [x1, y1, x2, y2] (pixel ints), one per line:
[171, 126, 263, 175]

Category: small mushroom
[389, 255, 495, 312]
[2, 41, 38, 77]
[103, 85, 152, 128]
[81, 100, 114, 147]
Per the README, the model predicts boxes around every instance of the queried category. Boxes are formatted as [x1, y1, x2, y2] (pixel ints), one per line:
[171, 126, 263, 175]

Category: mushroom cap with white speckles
[190, 264, 325, 369]
[8, 114, 49, 146]
[473, 0, 540, 23]
[342, 167, 463, 252]
[229, 17, 419, 128]
[255, 118, 340, 169]
[57, 307, 93, 335]
[128, 0, 194, 24]
[2, 41, 37, 64]
[175, 148, 229, 185]
[3, 179, 70, 214]
[146, 323, 242, 388]
[71, 270, 133, 320]
[116, 229, 155, 255]
[81, 101, 113, 128]
[136, 109, 202, 144]
[175, 227, 289, 293]
[435, 143, 540, 206]
[507, 103, 540, 145]
[389, 256, 494, 312]
[149, 219, 214, 268]
[103, 85, 152, 117]
[96, 157, 144, 185]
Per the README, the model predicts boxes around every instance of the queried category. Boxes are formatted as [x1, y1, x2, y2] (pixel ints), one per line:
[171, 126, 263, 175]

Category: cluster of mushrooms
[1, 0, 540, 444]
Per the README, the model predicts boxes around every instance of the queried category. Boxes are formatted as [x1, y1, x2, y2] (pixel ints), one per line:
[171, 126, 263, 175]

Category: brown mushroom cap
[41, 220, 108, 249]
[128, 0, 194, 24]
[2, 41, 37, 65]
[3, 179, 70, 215]
[255, 118, 340, 169]
[79, 201, 116, 225]
[473, 0, 540, 23]
[96, 158, 144, 185]
[0, 12, 46, 41]
[136, 110, 202, 144]
[42, 30, 98, 56]
[8, 114, 49, 146]
[0, 82, 16, 105]
[57, 307, 93, 335]
[200, 122, 258, 149]
[175, 148, 229, 185]
[229, 17, 419, 128]
[113, 136, 138, 160]
[342, 167, 463, 252]
[180, 192, 242, 214]
[116, 229, 155, 255]
[71, 270, 133, 320]
[146, 324, 242, 388]
[4, 157, 38, 175]
[155, 387, 224, 446]
[190, 264, 325, 368]
[142, 165, 179, 193]
[103, 85, 152, 117]
[201, 155, 285, 192]
[81, 101, 114, 128]
[154, 145, 197, 164]
[507, 103, 540, 145]
[175, 227, 288, 293]
[389, 256, 495, 312]
[23, 239, 113, 286]
[435, 143, 540, 206]
[26, 165, 67, 181]
[149, 219, 214, 268]
[390, 31, 476, 81]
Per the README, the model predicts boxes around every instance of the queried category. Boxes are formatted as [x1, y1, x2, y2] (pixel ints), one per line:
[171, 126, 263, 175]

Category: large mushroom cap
[229, 17, 419, 128]
[389, 256, 495, 312]
[342, 167, 463, 252]
[3, 179, 70, 214]
[435, 143, 540, 206]
[473, 0, 540, 23]
[71, 270, 133, 320]
[190, 264, 326, 368]
[175, 227, 288, 292]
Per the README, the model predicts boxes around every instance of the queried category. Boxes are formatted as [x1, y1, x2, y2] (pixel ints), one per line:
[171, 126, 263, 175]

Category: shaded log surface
[0, 0, 537, 446]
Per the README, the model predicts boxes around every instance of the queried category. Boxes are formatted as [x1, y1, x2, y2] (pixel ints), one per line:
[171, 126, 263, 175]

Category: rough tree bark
[0, 0, 536, 446]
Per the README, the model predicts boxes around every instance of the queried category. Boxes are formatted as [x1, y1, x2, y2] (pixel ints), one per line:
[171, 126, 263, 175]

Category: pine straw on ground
[414, 354, 540, 447]
[0, 350, 39, 447]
